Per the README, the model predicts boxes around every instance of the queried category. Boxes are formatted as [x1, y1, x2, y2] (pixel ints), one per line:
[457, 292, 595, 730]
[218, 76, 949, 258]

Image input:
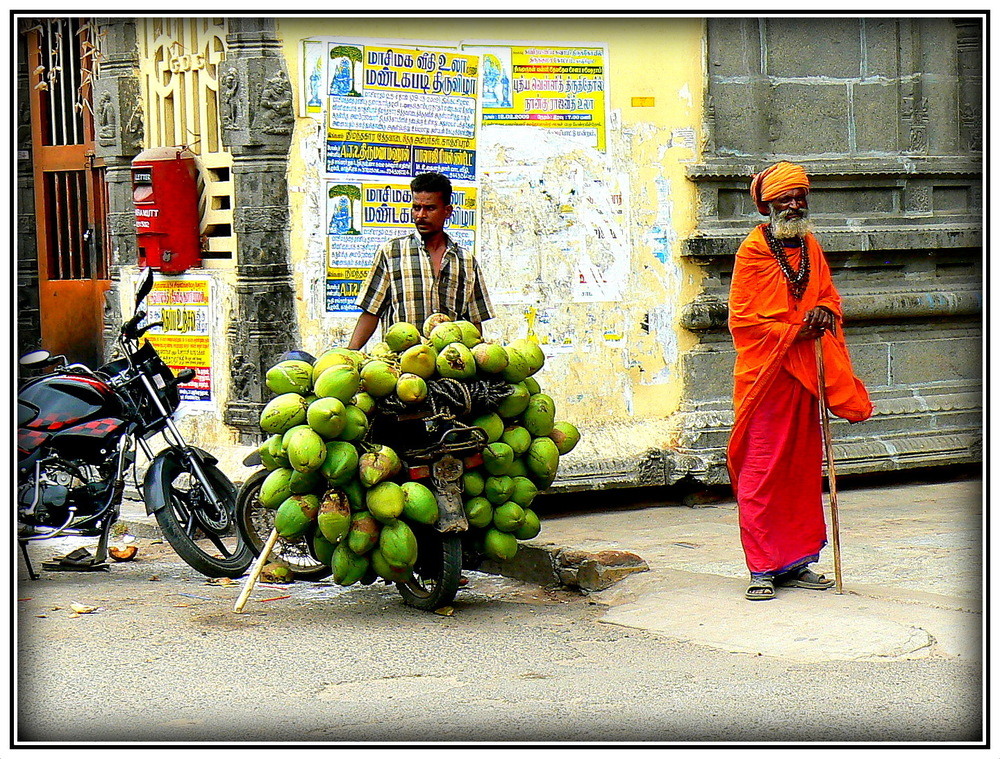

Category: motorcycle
[236, 371, 502, 611]
[17, 268, 253, 579]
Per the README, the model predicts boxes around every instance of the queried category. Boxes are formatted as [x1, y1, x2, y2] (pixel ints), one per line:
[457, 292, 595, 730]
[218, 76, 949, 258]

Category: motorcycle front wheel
[396, 529, 463, 611]
[146, 451, 253, 577]
[235, 469, 331, 580]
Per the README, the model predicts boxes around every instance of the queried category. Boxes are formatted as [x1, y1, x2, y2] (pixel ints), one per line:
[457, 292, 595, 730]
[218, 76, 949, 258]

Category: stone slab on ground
[596, 568, 981, 663]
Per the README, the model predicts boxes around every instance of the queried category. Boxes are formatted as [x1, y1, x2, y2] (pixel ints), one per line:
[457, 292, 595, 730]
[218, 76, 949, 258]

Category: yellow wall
[277, 16, 706, 460]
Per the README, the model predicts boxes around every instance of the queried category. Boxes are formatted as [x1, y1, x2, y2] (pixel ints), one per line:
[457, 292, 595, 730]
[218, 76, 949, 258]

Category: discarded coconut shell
[108, 545, 138, 562]
[260, 562, 294, 584]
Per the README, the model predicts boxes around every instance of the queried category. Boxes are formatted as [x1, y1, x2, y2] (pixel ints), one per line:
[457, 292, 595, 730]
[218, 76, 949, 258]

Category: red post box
[132, 147, 202, 273]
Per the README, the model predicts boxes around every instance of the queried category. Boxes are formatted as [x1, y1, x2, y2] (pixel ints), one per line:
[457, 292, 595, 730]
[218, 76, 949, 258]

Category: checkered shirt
[356, 232, 495, 332]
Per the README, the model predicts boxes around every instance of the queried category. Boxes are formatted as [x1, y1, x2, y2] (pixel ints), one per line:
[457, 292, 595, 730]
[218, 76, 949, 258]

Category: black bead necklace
[764, 224, 810, 300]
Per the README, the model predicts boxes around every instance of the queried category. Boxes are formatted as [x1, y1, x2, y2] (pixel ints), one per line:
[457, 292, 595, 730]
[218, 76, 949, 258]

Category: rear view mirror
[135, 268, 155, 308]
[19, 350, 51, 367]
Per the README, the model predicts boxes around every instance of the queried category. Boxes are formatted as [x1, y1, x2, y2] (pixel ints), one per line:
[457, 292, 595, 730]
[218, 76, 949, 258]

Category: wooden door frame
[26, 20, 110, 365]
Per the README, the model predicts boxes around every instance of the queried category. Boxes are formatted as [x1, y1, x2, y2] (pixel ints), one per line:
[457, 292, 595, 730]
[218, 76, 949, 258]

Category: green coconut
[259, 393, 310, 435]
[336, 404, 369, 442]
[366, 481, 405, 523]
[471, 342, 509, 374]
[273, 494, 320, 539]
[471, 412, 504, 444]
[306, 396, 348, 439]
[314, 364, 361, 404]
[317, 488, 352, 544]
[396, 373, 428, 404]
[399, 343, 438, 379]
[483, 528, 518, 561]
[319, 440, 360, 485]
[384, 321, 422, 354]
[549, 421, 581, 455]
[265, 359, 314, 396]
[429, 322, 465, 352]
[435, 342, 476, 380]
[523, 393, 556, 437]
[400, 481, 439, 524]
[360, 360, 400, 397]
[463, 496, 493, 529]
[513, 509, 541, 540]
[422, 312, 453, 338]
[453, 320, 483, 348]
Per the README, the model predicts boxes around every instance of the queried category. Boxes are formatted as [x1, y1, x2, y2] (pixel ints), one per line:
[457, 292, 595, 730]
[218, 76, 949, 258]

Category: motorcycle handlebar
[136, 321, 164, 339]
[121, 310, 147, 340]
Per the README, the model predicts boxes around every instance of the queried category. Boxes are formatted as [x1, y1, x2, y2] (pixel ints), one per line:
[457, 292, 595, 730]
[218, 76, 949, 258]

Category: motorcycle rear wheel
[235, 469, 332, 580]
[396, 530, 463, 610]
[148, 452, 253, 577]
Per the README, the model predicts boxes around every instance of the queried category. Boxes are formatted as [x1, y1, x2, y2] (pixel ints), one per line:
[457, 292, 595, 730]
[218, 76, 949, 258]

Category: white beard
[770, 208, 813, 240]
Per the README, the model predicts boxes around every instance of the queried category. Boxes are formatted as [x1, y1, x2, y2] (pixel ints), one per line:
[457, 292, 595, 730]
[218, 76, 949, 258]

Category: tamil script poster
[464, 42, 608, 151]
[304, 38, 482, 313]
[325, 180, 478, 313]
[143, 275, 213, 403]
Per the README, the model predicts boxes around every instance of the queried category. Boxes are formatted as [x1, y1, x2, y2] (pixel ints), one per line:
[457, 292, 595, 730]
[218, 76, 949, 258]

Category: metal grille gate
[26, 17, 110, 366]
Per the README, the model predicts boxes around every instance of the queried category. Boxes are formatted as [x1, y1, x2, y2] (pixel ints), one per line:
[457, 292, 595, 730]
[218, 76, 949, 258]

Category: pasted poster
[301, 39, 326, 116]
[143, 276, 213, 403]
[467, 43, 608, 151]
[325, 181, 477, 313]
[326, 44, 479, 181]
[307, 39, 482, 314]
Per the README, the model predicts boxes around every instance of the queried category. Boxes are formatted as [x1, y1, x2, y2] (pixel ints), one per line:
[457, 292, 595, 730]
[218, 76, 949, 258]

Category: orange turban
[749, 162, 810, 215]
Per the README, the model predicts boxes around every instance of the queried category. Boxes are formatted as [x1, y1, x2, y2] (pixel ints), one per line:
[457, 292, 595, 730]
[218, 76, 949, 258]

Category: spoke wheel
[150, 453, 253, 578]
[235, 469, 331, 580]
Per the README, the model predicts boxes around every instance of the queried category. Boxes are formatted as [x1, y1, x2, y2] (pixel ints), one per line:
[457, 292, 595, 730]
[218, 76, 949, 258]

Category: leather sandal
[41, 547, 110, 572]
[744, 577, 775, 601]
[780, 567, 835, 590]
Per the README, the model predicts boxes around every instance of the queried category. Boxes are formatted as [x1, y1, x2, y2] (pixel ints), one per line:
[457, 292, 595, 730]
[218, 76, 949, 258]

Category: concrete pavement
[520, 476, 984, 664]
[117, 476, 983, 665]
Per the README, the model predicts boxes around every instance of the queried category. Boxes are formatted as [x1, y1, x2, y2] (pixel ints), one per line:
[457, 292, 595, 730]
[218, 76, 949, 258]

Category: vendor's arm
[348, 244, 390, 351]
[348, 311, 380, 351]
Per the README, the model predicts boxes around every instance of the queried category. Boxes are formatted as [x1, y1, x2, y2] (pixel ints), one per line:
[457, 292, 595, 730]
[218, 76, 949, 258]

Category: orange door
[26, 19, 111, 367]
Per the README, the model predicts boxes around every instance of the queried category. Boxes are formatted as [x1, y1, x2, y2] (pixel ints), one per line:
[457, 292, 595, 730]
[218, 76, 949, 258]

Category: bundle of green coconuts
[252, 312, 581, 587]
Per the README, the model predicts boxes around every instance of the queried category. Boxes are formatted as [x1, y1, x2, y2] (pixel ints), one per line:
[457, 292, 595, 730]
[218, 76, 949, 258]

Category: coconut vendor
[727, 161, 873, 602]
[347, 172, 494, 351]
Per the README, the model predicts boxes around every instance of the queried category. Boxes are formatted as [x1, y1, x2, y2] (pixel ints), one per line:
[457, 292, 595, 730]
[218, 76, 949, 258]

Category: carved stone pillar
[220, 19, 299, 443]
[955, 19, 983, 153]
[16, 26, 40, 359]
[92, 18, 144, 353]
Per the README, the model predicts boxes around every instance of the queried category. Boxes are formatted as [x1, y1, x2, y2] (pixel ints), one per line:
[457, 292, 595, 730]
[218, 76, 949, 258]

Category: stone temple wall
[672, 17, 982, 485]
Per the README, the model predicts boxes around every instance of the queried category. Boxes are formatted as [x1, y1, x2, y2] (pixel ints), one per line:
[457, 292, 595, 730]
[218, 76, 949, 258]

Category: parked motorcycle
[17, 268, 252, 579]
[236, 386, 493, 610]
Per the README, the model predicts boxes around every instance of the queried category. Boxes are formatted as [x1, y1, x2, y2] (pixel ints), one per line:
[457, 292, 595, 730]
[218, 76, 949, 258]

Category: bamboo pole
[234, 528, 280, 613]
[815, 337, 844, 594]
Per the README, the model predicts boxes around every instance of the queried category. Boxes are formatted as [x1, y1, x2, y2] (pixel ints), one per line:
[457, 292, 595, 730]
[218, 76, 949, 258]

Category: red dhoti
[727, 225, 873, 579]
[733, 367, 825, 577]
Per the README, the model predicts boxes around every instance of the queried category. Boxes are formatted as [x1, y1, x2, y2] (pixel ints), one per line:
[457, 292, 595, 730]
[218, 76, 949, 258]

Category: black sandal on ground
[779, 567, 834, 590]
[745, 577, 775, 601]
[40, 547, 110, 572]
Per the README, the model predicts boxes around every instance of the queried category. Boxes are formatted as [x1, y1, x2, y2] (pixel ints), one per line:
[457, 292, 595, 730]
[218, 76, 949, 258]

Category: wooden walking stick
[815, 336, 844, 594]
[234, 527, 280, 613]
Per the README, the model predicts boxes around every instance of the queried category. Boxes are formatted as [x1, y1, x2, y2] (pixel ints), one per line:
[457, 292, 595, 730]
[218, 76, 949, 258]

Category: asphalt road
[15, 533, 982, 745]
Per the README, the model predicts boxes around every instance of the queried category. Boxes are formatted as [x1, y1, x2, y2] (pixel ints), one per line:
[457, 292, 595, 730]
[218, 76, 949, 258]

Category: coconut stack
[253, 313, 580, 585]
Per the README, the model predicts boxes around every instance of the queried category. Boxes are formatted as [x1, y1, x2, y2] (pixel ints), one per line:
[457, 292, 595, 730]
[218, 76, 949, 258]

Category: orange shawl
[727, 225, 872, 480]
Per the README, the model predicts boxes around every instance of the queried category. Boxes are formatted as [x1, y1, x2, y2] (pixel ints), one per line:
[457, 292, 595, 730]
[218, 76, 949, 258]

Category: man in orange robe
[728, 162, 872, 600]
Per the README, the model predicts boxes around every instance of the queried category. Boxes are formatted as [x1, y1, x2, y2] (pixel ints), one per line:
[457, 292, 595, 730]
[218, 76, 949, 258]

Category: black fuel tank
[19, 373, 122, 433]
